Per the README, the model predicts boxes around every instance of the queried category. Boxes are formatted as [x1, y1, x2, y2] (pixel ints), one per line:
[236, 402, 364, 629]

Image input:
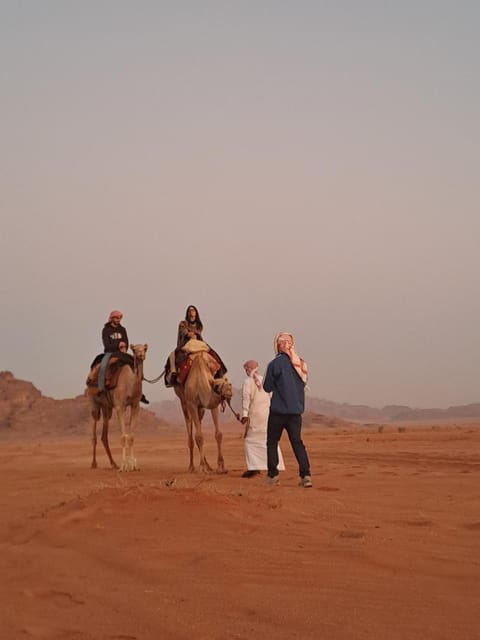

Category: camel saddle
[182, 338, 209, 354]
[176, 351, 221, 385]
[86, 358, 128, 396]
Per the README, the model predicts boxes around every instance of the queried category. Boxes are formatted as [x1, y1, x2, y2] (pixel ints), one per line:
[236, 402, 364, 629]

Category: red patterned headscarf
[108, 310, 123, 321]
[274, 333, 308, 384]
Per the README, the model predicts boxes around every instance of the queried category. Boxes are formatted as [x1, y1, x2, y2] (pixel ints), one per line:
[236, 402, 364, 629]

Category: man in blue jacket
[263, 332, 312, 487]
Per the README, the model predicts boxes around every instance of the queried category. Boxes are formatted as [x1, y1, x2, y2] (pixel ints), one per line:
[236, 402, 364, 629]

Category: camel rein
[140, 369, 241, 423]
[226, 398, 241, 421]
[142, 369, 166, 384]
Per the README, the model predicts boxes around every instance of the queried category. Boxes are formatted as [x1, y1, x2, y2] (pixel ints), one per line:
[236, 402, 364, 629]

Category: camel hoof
[216, 468, 227, 475]
[91, 462, 97, 469]
[201, 467, 213, 475]
[120, 459, 138, 472]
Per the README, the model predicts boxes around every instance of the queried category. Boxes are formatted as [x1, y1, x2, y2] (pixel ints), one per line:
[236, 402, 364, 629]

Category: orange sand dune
[1, 423, 479, 639]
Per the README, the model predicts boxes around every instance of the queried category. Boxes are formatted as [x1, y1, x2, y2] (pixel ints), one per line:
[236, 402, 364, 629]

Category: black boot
[140, 394, 149, 405]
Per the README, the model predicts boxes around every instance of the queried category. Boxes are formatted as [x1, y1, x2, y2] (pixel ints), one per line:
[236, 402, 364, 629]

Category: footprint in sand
[403, 519, 433, 527]
[18, 625, 85, 639]
[338, 530, 365, 539]
[22, 588, 84, 607]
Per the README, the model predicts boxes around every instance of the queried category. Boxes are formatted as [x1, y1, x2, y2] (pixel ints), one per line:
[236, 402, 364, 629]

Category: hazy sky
[1, 1, 479, 409]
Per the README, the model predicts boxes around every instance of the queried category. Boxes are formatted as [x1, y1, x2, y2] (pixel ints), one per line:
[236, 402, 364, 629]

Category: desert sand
[1, 421, 479, 640]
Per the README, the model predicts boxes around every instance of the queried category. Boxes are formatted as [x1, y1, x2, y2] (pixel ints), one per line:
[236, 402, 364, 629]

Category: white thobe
[242, 376, 285, 471]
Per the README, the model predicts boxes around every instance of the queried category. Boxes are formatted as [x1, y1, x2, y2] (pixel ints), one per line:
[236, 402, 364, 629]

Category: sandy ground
[1, 422, 479, 640]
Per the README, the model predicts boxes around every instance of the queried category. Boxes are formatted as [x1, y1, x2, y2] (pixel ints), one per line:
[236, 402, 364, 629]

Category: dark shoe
[241, 470, 260, 478]
[165, 372, 177, 388]
[140, 394, 149, 405]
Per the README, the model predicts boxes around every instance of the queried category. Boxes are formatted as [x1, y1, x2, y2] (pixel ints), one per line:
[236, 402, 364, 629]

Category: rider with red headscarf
[102, 310, 129, 353]
[90, 310, 149, 404]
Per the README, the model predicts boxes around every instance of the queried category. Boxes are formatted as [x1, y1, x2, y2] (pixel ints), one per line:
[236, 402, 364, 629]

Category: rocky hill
[0, 371, 167, 438]
[2, 371, 479, 438]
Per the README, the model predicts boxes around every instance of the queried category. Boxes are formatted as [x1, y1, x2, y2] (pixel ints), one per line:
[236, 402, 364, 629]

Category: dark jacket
[263, 352, 305, 414]
[102, 323, 129, 353]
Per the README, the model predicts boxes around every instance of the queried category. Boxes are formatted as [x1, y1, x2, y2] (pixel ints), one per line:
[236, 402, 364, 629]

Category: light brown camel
[88, 343, 148, 471]
[174, 350, 232, 473]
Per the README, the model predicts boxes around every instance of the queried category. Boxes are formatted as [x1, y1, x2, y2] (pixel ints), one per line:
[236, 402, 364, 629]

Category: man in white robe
[241, 360, 285, 478]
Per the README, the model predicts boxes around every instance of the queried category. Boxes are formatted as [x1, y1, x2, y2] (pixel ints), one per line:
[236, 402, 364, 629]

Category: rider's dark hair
[185, 305, 203, 332]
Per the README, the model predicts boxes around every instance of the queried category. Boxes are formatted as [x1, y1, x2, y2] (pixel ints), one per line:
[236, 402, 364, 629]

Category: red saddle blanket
[176, 353, 221, 385]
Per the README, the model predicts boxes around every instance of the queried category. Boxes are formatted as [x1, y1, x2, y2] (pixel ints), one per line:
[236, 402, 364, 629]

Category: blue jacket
[263, 352, 305, 414]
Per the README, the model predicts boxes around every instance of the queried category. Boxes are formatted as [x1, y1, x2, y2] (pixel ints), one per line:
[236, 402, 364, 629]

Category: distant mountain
[305, 396, 480, 422]
[1, 372, 479, 439]
[149, 387, 480, 423]
[0, 371, 167, 437]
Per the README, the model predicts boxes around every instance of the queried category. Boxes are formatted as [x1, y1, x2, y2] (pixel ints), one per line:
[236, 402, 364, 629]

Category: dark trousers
[267, 412, 310, 479]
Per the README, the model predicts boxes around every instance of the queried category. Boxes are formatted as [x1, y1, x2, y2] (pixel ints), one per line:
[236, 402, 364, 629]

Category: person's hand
[241, 416, 250, 438]
[119, 342, 127, 352]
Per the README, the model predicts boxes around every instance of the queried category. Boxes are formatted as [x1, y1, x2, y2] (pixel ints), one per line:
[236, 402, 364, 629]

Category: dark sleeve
[102, 325, 129, 353]
[102, 325, 115, 352]
[263, 361, 275, 393]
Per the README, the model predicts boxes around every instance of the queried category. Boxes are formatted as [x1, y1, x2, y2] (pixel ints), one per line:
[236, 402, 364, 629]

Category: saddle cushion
[182, 339, 209, 354]
[86, 357, 125, 392]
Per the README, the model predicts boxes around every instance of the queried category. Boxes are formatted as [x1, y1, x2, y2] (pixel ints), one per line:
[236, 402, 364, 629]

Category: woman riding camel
[177, 305, 204, 347]
[166, 305, 227, 386]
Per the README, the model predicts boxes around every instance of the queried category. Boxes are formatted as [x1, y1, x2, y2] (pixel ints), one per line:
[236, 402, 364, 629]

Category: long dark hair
[185, 305, 203, 331]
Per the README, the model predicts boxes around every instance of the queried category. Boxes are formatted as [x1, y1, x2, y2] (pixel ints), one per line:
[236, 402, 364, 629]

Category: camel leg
[179, 398, 195, 472]
[191, 406, 212, 473]
[185, 410, 195, 473]
[115, 405, 131, 472]
[100, 409, 118, 469]
[90, 407, 99, 469]
[127, 403, 140, 471]
[210, 407, 226, 474]
[116, 404, 138, 472]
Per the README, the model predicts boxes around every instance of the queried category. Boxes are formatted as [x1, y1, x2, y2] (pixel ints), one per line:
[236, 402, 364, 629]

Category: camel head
[130, 343, 148, 361]
[213, 377, 233, 400]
